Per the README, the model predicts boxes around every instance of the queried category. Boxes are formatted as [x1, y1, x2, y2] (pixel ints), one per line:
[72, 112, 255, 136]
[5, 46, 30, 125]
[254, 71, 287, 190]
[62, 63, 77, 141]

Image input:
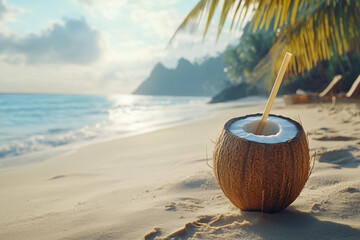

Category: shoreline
[0, 96, 267, 168]
[1, 101, 359, 239]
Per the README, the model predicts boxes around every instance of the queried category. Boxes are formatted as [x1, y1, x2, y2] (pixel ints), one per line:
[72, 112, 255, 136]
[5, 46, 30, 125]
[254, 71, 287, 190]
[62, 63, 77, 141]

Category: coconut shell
[213, 113, 310, 213]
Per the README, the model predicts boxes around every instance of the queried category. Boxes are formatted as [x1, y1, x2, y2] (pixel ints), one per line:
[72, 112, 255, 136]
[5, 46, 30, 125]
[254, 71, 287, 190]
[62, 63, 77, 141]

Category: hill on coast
[133, 57, 230, 96]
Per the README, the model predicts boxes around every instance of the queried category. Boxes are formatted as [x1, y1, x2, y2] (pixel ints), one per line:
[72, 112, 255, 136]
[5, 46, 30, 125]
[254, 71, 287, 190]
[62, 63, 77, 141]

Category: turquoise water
[0, 94, 210, 159]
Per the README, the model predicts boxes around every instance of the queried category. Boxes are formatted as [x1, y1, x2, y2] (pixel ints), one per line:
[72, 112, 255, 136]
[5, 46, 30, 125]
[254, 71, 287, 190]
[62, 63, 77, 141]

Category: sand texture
[1, 102, 360, 239]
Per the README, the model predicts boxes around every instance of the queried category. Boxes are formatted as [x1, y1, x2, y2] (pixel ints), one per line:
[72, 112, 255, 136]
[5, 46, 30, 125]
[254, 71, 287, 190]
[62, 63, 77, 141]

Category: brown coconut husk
[213, 113, 311, 213]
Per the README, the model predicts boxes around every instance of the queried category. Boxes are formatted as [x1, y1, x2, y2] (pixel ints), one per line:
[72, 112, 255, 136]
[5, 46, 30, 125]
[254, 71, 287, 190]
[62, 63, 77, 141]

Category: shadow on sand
[160, 207, 360, 240]
[239, 207, 360, 239]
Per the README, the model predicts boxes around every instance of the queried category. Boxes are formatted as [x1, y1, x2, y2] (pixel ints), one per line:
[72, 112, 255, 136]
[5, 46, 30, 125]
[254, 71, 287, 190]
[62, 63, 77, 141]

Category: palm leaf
[168, 0, 211, 44]
[171, 0, 360, 84]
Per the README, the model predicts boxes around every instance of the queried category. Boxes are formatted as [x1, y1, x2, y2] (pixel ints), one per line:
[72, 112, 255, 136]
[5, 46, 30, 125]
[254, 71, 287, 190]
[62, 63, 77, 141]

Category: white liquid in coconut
[229, 116, 298, 144]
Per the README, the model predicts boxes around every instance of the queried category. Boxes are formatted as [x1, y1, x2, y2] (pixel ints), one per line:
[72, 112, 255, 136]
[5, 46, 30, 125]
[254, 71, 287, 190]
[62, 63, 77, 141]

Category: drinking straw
[255, 52, 292, 135]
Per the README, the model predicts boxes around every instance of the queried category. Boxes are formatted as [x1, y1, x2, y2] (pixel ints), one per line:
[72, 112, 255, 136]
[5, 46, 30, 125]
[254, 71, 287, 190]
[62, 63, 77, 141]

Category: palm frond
[171, 0, 360, 84]
[170, 0, 250, 44]
[171, 0, 307, 42]
[254, 0, 360, 87]
[168, 0, 212, 44]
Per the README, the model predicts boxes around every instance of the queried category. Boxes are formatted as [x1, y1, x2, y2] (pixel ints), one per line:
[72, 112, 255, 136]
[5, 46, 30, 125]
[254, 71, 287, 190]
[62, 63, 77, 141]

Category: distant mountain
[209, 82, 261, 103]
[133, 57, 230, 96]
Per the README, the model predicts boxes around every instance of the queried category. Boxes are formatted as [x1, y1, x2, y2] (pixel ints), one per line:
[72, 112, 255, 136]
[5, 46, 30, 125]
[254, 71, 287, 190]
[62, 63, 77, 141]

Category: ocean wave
[0, 94, 211, 160]
[0, 126, 101, 158]
[0, 105, 208, 159]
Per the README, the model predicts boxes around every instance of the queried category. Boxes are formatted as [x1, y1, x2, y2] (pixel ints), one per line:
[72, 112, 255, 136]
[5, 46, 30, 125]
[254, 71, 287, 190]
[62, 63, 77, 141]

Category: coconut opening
[243, 120, 280, 136]
[229, 115, 298, 144]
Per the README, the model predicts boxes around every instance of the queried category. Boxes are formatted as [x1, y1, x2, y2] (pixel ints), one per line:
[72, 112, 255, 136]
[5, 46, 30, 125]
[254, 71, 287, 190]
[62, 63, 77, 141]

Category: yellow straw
[255, 52, 292, 135]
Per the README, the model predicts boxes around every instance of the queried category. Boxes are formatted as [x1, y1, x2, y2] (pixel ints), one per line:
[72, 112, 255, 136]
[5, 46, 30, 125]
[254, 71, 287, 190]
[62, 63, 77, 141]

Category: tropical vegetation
[171, 0, 360, 87]
[211, 30, 360, 103]
[223, 32, 275, 84]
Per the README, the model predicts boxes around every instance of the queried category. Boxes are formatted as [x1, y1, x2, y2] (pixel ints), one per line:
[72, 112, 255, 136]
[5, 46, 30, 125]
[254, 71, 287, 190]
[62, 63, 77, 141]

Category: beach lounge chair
[283, 74, 360, 105]
[318, 75, 343, 98]
[346, 75, 360, 98]
[283, 93, 316, 105]
[283, 75, 343, 105]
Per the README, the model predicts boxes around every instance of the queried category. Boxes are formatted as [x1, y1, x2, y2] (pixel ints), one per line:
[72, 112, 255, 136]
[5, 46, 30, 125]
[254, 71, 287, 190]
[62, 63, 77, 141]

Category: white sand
[0, 101, 360, 239]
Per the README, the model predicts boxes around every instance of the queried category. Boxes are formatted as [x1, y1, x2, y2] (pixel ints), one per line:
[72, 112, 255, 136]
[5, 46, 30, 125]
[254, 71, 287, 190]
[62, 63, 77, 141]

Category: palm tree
[171, 0, 360, 85]
[224, 32, 275, 84]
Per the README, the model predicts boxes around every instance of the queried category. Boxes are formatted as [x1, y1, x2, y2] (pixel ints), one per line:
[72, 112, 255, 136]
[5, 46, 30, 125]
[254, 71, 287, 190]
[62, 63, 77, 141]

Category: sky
[0, 0, 244, 94]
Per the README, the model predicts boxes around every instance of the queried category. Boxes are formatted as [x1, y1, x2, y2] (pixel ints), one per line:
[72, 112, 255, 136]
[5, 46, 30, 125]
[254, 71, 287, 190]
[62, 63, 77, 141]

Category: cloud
[0, 0, 246, 94]
[0, 0, 25, 25]
[73, 0, 127, 8]
[0, 0, 7, 21]
[139, 0, 180, 8]
[73, 0, 178, 9]
[0, 18, 102, 64]
[71, 0, 128, 19]
[120, 40, 144, 48]
[131, 9, 180, 39]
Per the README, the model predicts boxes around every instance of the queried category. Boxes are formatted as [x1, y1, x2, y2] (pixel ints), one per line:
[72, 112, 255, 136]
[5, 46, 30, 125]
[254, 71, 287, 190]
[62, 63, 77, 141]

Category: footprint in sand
[314, 136, 357, 141]
[164, 198, 204, 212]
[164, 202, 176, 211]
[151, 214, 251, 239]
[342, 187, 360, 194]
[165, 216, 213, 239]
[319, 127, 338, 133]
[309, 126, 358, 142]
[144, 227, 162, 240]
[310, 202, 327, 213]
[318, 149, 359, 168]
[152, 210, 360, 239]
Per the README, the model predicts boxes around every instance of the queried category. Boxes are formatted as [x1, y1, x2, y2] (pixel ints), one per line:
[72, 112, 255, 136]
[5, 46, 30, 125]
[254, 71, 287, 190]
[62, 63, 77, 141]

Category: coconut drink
[213, 53, 311, 213]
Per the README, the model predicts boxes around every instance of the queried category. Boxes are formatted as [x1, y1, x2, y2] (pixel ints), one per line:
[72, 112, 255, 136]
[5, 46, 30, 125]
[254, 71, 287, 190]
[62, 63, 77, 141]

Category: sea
[0, 93, 265, 166]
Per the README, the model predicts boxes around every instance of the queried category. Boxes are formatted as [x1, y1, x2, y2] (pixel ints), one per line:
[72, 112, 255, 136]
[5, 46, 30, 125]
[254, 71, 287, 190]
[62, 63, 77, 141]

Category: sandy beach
[1, 101, 360, 240]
